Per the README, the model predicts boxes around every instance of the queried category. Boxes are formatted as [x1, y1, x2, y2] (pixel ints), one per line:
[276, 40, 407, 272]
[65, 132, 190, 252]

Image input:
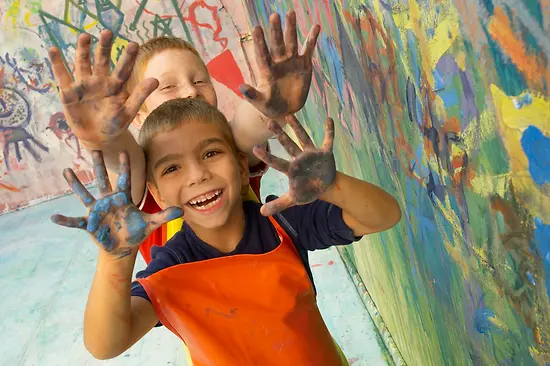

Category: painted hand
[253, 115, 336, 216]
[51, 151, 183, 258]
[48, 30, 159, 149]
[240, 11, 320, 118]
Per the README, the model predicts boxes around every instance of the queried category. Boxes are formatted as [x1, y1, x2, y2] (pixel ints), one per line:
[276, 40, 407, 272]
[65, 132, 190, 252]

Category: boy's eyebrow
[152, 138, 226, 170]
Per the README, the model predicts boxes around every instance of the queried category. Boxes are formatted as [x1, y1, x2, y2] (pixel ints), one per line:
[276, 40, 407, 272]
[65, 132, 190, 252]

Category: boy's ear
[132, 110, 147, 129]
[147, 181, 167, 210]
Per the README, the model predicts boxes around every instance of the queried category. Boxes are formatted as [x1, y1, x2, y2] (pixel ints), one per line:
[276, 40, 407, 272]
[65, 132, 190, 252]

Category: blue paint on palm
[94, 225, 114, 251]
[87, 192, 129, 232]
[125, 209, 148, 245]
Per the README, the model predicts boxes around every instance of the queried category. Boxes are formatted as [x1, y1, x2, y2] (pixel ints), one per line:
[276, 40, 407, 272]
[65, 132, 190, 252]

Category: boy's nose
[183, 85, 200, 99]
[186, 161, 211, 186]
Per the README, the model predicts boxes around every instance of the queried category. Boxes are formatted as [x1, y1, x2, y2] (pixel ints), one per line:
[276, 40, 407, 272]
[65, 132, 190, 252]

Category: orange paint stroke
[0, 182, 20, 192]
[488, 7, 547, 87]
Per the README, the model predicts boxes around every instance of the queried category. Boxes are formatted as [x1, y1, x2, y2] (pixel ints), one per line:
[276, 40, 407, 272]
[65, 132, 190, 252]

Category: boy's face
[147, 122, 249, 230]
[138, 49, 218, 124]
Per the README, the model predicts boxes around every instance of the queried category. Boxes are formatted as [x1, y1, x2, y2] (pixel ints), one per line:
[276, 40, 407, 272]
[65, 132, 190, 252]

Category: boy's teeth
[189, 190, 221, 205]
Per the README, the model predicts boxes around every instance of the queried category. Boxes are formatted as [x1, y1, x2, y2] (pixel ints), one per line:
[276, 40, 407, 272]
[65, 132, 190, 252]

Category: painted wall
[241, 0, 550, 365]
[0, 0, 252, 213]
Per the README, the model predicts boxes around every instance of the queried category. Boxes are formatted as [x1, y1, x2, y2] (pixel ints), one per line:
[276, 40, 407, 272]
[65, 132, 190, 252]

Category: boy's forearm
[84, 251, 137, 359]
[320, 172, 402, 236]
[231, 100, 285, 166]
[81, 131, 146, 205]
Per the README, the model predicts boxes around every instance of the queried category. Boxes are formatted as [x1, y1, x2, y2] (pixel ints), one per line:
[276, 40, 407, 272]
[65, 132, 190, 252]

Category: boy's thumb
[239, 84, 264, 104]
[148, 207, 184, 231]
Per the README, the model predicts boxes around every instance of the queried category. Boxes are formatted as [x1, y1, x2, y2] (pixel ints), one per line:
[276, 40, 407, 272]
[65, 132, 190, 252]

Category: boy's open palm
[240, 11, 320, 118]
[48, 30, 159, 148]
[51, 151, 183, 258]
[253, 115, 337, 216]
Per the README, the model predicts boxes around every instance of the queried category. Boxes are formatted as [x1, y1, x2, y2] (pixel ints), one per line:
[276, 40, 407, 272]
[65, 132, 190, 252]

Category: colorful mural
[0, 0, 252, 213]
[241, 0, 550, 365]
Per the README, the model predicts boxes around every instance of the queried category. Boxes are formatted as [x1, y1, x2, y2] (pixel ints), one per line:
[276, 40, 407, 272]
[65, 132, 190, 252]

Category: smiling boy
[52, 97, 401, 365]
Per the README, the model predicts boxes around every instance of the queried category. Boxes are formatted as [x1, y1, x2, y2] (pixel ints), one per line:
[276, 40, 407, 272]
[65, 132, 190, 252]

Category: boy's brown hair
[138, 98, 238, 181]
[127, 36, 204, 112]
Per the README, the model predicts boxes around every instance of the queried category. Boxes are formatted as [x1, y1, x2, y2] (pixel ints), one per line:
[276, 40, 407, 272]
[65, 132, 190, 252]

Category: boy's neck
[189, 203, 246, 253]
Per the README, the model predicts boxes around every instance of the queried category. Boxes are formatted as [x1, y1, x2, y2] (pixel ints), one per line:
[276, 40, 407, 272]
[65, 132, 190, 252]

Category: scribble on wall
[0, 0, 251, 213]
[240, 1, 549, 365]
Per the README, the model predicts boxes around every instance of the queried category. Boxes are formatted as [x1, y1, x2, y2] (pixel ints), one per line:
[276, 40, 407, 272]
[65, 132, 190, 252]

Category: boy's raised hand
[240, 11, 320, 118]
[253, 115, 336, 216]
[51, 151, 183, 259]
[48, 30, 159, 149]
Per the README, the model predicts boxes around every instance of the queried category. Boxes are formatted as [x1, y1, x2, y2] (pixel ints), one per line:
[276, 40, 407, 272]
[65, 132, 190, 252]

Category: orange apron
[137, 217, 346, 365]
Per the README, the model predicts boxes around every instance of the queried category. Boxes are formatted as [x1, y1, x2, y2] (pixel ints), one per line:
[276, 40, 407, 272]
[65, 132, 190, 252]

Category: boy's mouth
[186, 189, 223, 211]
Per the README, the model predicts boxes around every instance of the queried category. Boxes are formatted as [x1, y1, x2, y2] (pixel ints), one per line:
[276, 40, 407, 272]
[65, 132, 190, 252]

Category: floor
[0, 140, 388, 366]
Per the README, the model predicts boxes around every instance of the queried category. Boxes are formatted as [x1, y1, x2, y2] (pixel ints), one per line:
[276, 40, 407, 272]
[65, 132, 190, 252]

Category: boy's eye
[160, 85, 174, 91]
[162, 165, 179, 176]
[194, 80, 203, 84]
[204, 150, 220, 159]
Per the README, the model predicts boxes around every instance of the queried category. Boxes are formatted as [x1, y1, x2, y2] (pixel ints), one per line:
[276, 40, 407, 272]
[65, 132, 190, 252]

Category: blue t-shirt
[131, 196, 361, 302]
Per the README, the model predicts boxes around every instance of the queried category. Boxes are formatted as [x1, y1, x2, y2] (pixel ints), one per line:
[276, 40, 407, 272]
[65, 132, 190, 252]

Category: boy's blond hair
[128, 37, 205, 112]
[138, 98, 238, 181]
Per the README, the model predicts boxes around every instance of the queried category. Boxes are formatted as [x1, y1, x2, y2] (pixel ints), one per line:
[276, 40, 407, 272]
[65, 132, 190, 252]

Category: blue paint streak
[475, 308, 495, 334]
[166, 207, 184, 221]
[534, 218, 550, 297]
[72, 182, 93, 205]
[117, 172, 129, 190]
[521, 126, 550, 185]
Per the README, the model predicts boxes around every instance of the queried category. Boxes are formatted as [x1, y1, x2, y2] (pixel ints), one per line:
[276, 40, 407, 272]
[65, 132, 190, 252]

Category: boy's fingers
[269, 13, 285, 59]
[112, 42, 139, 83]
[239, 84, 265, 104]
[75, 33, 92, 80]
[147, 207, 184, 232]
[63, 168, 95, 206]
[260, 194, 295, 216]
[122, 78, 159, 125]
[253, 145, 290, 173]
[48, 47, 73, 88]
[267, 120, 302, 157]
[284, 11, 298, 56]
[116, 151, 131, 192]
[252, 26, 272, 75]
[51, 214, 88, 229]
[93, 29, 114, 77]
[92, 151, 113, 195]
[285, 115, 315, 149]
[321, 117, 335, 151]
[300, 24, 321, 60]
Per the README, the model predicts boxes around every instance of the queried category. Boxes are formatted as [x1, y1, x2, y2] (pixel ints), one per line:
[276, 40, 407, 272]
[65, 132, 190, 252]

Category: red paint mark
[311, 263, 323, 268]
[328, 260, 335, 266]
[206, 49, 244, 97]
[348, 357, 360, 364]
[136, 0, 228, 50]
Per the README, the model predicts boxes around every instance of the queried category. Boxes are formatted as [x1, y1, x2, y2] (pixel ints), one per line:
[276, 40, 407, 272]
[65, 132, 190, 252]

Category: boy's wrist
[318, 171, 342, 204]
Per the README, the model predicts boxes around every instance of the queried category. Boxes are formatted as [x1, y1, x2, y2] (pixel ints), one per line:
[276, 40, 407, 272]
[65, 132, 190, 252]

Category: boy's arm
[232, 12, 320, 166]
[48, 30, 157, 204]
[50, 151, 183, 359]
[253, 115, 402, 236]
[84, 251, 158, 359]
